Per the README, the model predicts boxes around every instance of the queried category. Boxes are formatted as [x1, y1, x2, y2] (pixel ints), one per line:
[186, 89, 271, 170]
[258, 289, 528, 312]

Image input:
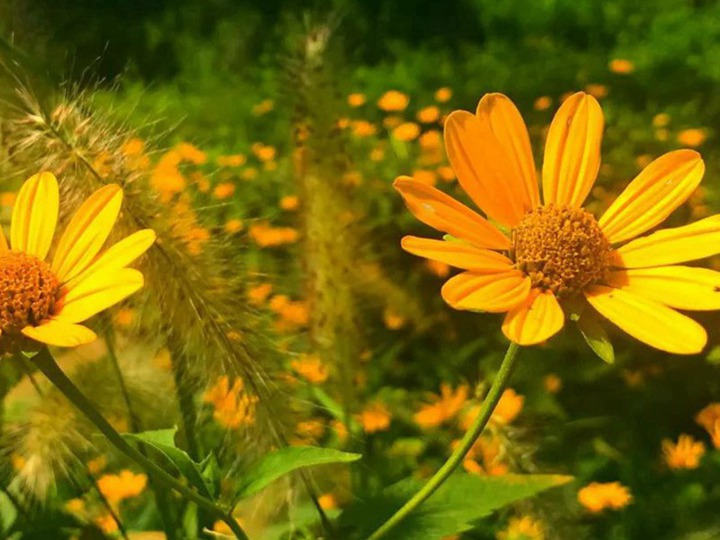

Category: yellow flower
[417, 106, 441, 124]
[358, 402, 392, 433]
[653, 113, 671, 128]
[434, 87, 453, 103]
[396, 92, 719, 353]
[411, 169, 437, 186]
[533, 96, 552, 111]
[436, 165, 455, 182]
[97, 470, 148, 504]
[662, 434, 705, 469]
[216, 154, 247, 167]
[497, 516, 545, 540]
[609, 58, 635, 74]
[176, 142, 207, 165]
[247, 283, 273, 305]
[290, 354, 329, 384]
[383, 307, 406, 330]
[378, 90, 409, 112]
[251, 143, 277, 162]
[577, 481, 632, 513]
[352, 120, 378, 138]
[462, 388, 523, 429]
[393, 122, 421, 141]
[347, 93, 367, 107]
[318, 493, 338, 510]
[0, 172, 154, 352]
[677, 128, 707, 148]
[414, 383, 469, 429]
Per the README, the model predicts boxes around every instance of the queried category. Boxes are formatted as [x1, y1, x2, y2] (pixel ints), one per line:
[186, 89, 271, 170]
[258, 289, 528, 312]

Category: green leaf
[339, 473, 572, 540]
[235, 446, 361, 500]
[577, 312, 614, 364]
[123, 427, 214, 500]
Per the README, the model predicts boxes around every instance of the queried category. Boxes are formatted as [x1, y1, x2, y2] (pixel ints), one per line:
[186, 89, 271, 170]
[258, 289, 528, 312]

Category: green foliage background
[3, 1, 720, 539]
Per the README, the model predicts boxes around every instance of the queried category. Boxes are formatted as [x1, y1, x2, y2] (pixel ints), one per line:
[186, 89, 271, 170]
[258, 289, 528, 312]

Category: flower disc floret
[513, 204, 611, 297]
[0, 251, 59, 333]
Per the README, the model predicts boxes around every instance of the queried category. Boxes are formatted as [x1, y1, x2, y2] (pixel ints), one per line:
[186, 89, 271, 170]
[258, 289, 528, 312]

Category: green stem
[366, 341, 521, 540]
[32, 347, 249, 540]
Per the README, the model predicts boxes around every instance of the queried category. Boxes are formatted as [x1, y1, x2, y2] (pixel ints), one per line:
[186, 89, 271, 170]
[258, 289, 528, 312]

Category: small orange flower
[662, 434, 705, 469]
[677, 128, 707, 148]
[97, 470, 148, 504]
[290, 354, 329, 384]
[497, 516, 545, 540]
[585, 84, 608, 99]
[359, 402, 392, 433]
[213, 182, 236, 200]
[252, 99, 274, 116]
[696, 403, 720, 432]
[577, 481, 632, 513]
[396, 92, 719, 353]
[434, 87, 453, 103]
[203, 376, 258, 430]
[533, 96, 552, 111]
[415, 383, 469, 429]
[392, 122, 421, 141]
[412, 169, 437, 186]
[417, 106, 441, 124]
[543, 373, 562, 393]
[280, 195, 300, 211]
[224, 219, 244, 234]
[378, 90, 409, 112]
[0, 173, 154, 352]
[609, 58, 635, 74]
[348, 93, 367, 107]
[352, 120, 378, 138]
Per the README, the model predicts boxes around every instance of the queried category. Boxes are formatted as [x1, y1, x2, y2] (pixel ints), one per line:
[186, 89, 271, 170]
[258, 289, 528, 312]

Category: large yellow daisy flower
[0, 171, 155, 352]
[396, 92, 720, 354]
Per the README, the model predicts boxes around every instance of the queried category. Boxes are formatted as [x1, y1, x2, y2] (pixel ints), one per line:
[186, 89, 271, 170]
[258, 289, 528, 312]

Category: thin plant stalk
[366, 341, 521, 540]
[31, 347, 249, 540]
[103, 326, 180, 540]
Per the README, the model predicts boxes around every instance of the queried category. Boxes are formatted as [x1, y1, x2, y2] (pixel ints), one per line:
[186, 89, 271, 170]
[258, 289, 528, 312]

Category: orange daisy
[0, 172, 155, 352]
[396, 92, 719, 353]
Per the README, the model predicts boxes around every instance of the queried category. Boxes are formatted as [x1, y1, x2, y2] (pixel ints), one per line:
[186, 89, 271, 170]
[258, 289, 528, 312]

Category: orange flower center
[513, 204, 611, 297]
[0, 252, 60, 333]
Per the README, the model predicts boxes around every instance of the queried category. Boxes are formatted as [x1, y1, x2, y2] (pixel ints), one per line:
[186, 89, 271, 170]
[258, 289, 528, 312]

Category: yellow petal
[401, 236, 513, 271]
[615, 214, 720, 268]
[585, 285, 706, 354]
[55, 268, 144, 324]
[501, 289, 564, 346]
[475, 94, 539, 210]
[67, 229, 156, 289]
[542, 92, 603, 207]
[445, 107, 533, 226]
[10, 171, 59, 259]
[52, 185, 123, 283]
[441, 270, 531, 313]
[599, 150, 704, 243]
[394, 177, 511, 249]
[22, 320, 97, 348]
[608, 266, 720, 311]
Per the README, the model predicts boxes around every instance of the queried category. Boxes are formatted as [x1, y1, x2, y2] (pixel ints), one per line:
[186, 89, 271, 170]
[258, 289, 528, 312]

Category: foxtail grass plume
[0, 171, 154, 354]
[396, 92, 720, 353]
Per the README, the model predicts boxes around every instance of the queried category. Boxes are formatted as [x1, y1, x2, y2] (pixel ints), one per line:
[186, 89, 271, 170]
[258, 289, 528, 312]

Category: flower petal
[394, 177, 510, 249]
[401, 236, 513, 271]
[54, 268, 144, 324]
[441, 270, 531, 313]
[607, 266, 720, 311]
[501, 289, 564, 346]
[66, 229, 156, 289]
[599, 150, 704, 243]
[585, 285, 707, 354]
[475, 94, 539, 210]
[10, 171, 59, 259]
[22, 320, 97, 348]
[52, 185, 123, 283]
[445, 106, 533, 226]
[615, 214, 720, 268]
[542, 92, 603, 207]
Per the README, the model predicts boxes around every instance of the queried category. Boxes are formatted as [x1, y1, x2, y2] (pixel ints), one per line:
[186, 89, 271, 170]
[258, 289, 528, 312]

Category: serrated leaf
[577, 312, 614, 364]
[338, 473, 572, 540]
[235, 446, 361, 500]
[123, 428, 213, 500]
